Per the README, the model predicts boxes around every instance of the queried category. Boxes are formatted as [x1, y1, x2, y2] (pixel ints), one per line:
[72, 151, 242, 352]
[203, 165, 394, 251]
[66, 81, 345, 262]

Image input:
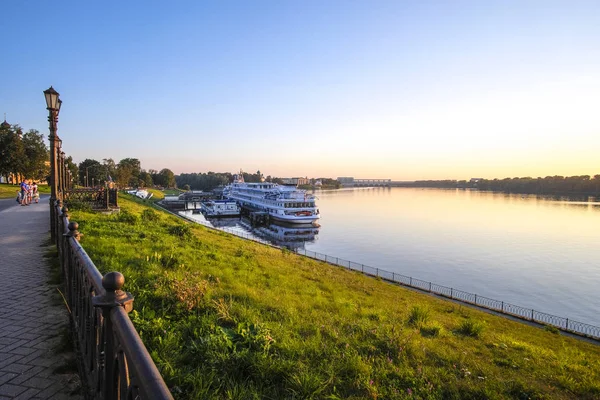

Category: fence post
[361, 264, 364, 272]
[92, 272, 135, 400]
[376, 268, 379, 277]
[409, 277, 412, 286]
[566, 318, 569, 330]
[450, 288, 453, 299]
[501, 301, 504, 312]
[474, 294, 477, 304]
[392, 272, 395, 281]
[428, 282, 431, 292]
[531, 309, 534, 321]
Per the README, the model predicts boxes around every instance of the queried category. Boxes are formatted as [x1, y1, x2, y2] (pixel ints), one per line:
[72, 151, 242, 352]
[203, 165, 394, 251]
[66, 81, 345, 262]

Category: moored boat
[224, 171, 320, 224]
[201, 200, 241, 217]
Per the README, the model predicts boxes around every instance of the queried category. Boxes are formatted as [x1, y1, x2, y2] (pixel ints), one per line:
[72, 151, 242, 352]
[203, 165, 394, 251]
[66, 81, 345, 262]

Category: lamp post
[44, 87, 61, 242]
[60, 150, 66, 197]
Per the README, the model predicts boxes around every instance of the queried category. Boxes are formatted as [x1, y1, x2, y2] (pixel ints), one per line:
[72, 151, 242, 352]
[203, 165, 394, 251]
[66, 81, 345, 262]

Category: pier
[159, 191, 213, 211]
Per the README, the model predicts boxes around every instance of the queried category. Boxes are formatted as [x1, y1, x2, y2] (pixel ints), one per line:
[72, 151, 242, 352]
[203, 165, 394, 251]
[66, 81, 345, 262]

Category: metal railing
[295, 248, 600, 341]
[164, 205, 600, 342]
[63, 188, 119, 210]
[53, 200, 173, 399]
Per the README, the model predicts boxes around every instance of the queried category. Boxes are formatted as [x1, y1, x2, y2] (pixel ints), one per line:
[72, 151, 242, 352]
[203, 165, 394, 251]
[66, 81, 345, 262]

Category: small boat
[127, 189, 152, 200]
[201, 200, 240, 217]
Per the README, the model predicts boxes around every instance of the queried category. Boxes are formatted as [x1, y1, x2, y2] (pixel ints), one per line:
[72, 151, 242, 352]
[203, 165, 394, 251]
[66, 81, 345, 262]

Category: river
[180, 187, 600, 327]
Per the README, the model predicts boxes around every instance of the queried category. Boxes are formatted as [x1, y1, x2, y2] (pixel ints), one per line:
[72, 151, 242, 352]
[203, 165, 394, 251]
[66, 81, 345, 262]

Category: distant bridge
[337, 177, 391, 187]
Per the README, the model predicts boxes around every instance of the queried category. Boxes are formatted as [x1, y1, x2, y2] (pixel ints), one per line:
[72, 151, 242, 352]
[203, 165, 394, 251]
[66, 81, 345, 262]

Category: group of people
[17, 180, 39, 206]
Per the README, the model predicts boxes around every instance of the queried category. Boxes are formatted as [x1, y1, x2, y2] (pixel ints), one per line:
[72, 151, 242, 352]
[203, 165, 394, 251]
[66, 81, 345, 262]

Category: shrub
[168, 224, 191, 238]
[116, 210, 138, 224]
[456, 319, 485, 338]
[65, 200, 92, 212]
[141, 209, 159, 222]
[420, 323, 442, 337]
[408, 305, 430, 327]
[544, 325, 560, 335]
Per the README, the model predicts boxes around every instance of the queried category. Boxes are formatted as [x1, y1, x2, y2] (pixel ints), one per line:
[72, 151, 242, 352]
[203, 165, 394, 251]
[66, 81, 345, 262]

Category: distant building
[282, 177, 310, 186]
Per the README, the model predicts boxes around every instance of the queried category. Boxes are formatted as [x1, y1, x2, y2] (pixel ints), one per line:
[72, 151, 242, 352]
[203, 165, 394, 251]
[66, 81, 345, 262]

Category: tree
[116, 158, 141, 187]
[0, 124, 25, 182]
[102, 158, 117, 182]
[156, 168, 176, 188]
[183, 184, 191, 191]
[21, 129, 49, 181]
[65, 156, 78, 187]
[139, 170, 153, 187]
[78, 159, 102, 186]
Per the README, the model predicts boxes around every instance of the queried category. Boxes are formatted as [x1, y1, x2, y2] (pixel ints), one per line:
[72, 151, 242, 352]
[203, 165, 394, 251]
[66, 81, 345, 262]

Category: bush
[116, 210, 138, 224]
[168, 224, 191, 238]
[408, 305, 430, 327]
[456, 319, 485, 338]
[141, 209, 159, 222]
[544, 325, 560, 335]
[420, 323, 443, 337]
[65, 200, 92, 212]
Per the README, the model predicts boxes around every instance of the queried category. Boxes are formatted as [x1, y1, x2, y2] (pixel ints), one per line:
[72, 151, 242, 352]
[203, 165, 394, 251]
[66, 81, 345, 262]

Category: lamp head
[43, 87, 61, 111]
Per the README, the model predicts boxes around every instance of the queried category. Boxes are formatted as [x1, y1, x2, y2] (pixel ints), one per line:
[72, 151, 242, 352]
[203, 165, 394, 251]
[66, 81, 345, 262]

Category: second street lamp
[44, 86, 61, 241]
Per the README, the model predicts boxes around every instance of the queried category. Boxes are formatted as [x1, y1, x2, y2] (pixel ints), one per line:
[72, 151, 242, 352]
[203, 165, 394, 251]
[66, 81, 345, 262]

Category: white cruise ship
[224, 172, 320, 224]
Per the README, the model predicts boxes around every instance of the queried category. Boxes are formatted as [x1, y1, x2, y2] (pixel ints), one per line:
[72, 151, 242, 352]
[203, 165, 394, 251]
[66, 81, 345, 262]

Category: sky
[2, 0, 600, 180]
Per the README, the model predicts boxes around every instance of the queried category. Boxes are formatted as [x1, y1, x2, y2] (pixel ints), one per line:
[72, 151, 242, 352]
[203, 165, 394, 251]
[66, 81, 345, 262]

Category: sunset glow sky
[2, 1, 599, 180]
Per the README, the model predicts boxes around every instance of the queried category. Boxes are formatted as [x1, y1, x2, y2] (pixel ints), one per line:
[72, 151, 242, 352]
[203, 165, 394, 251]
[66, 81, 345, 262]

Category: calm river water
[181, 188, 600, 327]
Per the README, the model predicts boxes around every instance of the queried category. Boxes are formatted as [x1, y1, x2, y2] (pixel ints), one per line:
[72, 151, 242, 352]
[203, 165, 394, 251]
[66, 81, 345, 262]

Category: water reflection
[179, 210, 319, 250]
[251, 223, 319, 250]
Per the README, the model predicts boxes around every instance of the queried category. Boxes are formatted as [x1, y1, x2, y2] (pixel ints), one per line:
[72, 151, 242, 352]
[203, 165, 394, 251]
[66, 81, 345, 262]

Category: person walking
[20, 180, 29, 206]
[32, 182, 39, 203]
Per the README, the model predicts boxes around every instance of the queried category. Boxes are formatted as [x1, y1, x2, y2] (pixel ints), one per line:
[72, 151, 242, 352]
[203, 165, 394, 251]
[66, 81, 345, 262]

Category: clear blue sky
[2, 1, 600, 179]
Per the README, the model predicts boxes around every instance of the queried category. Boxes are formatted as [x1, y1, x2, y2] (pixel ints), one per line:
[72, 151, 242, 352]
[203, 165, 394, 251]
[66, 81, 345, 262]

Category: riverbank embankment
[69, 193, 600, 399]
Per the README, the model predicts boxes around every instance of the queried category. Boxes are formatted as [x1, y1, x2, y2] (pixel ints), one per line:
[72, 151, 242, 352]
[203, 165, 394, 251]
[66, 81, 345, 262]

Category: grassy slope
[0, 183, 51, 198]
[70, 195, 600, 399]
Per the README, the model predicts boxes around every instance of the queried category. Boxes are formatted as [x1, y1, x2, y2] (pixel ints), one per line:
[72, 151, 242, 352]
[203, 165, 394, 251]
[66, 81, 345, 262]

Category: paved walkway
[0, 198, 82, 399]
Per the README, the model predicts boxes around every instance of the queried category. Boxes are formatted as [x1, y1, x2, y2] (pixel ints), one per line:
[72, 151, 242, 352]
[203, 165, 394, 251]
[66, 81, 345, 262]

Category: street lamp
[44, 86, 61, 242]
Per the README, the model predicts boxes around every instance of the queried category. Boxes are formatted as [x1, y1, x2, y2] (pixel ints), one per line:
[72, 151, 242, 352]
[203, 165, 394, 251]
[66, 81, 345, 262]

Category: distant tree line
[77, 157, 176, 188]
[175, 170, 267, 191]
[398, 175, 600, 196]
[0, 122, 51, 183]
[175, 170, 342, 191]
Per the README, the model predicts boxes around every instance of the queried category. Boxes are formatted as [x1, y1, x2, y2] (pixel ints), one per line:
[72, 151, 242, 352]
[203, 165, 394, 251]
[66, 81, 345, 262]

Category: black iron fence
[63, 188, 119, 210]
[295, 248, 600, 341]
[166, 206, 600, 342]
[53, 200, 173, 399]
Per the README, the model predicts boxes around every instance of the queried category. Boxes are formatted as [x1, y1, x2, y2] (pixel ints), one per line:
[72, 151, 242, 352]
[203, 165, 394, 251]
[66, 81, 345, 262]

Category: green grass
[70, 194, 600, 399]
[0, 183, 50, 198]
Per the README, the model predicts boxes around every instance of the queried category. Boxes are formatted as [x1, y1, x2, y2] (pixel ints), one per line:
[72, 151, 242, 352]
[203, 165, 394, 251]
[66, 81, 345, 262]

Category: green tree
[65, 156, 78, 187]
[157, 168, 176, 188]
[116, 158, 141, 187]
[22, 129, 49, 181]
[102, 158, 117, 182]
[139, 170, 153, 187]
[78, 159, 102, 186]
[0, 124, 25, 182]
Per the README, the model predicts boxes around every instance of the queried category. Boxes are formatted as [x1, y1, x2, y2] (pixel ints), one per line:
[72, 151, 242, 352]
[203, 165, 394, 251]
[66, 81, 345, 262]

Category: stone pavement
[0, 198, 82, 399]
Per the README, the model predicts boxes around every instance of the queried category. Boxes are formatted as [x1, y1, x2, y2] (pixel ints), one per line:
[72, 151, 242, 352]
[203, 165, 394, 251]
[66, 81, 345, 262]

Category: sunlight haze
[2, 0, 599, 180]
